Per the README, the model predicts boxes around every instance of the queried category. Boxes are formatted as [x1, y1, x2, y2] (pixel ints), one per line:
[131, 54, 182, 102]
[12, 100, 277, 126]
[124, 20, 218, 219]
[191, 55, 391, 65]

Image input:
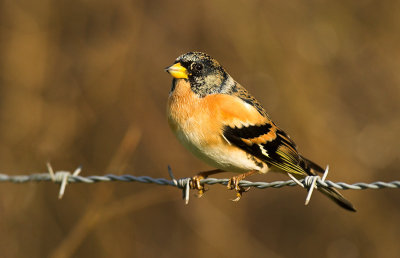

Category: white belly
[173, 124, 268, 173]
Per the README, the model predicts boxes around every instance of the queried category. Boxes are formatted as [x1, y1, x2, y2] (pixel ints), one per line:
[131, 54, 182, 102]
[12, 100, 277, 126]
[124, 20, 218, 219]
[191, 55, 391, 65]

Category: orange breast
[167, 79, 222, 147]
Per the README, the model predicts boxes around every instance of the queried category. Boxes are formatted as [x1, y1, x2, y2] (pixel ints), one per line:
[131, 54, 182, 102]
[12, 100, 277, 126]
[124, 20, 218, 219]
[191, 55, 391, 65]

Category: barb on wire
[168, 165, 191, 204]
[287, 165, 330, 205]
[0, 164, 399, 205]
[47, 163, 82, 199]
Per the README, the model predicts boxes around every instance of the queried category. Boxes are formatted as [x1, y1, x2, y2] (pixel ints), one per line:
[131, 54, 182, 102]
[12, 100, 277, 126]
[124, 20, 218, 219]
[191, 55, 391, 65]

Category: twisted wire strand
[2, 162, 398, 205]
[1, 165, 399, 204]
[1, 171, 399, 190]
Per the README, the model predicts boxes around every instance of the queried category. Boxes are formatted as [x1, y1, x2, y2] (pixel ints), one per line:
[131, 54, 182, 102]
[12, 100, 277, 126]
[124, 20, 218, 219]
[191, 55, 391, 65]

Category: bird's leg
[227, 170, 258, 202]
[190, 169, 225, 197]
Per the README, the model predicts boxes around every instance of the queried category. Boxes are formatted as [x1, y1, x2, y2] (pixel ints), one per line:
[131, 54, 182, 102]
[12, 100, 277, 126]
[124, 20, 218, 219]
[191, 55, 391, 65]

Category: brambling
[165, 52, 355, 211]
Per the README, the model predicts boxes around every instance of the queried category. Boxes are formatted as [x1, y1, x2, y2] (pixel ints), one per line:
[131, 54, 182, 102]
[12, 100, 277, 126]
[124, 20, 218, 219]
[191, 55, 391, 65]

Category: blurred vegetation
[0, 0, 399, 257]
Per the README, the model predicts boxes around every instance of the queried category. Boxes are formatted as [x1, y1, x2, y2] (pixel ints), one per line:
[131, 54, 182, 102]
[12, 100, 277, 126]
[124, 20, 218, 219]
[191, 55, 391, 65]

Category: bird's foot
[189, 169, 225, 198]
[190, 174, 208, 198]
[227, 175, 250, 202]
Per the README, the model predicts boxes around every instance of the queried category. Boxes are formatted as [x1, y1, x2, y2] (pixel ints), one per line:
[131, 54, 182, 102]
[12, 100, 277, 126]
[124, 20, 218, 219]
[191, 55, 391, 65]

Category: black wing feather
[223, 124, 307, 175]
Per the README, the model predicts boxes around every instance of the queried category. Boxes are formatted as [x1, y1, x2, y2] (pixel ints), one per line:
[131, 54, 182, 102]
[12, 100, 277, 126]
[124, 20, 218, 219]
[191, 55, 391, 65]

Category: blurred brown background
[0, 0, 399, 257]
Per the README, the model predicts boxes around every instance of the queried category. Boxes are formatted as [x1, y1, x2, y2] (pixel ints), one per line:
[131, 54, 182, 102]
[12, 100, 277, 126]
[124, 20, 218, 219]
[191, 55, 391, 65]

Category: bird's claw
[190, 175, 208, 198]
[227, 176, 250, 201]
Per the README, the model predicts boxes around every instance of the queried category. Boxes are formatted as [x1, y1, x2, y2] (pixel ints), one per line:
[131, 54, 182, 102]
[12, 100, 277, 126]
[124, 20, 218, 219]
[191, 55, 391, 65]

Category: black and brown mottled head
[166, 52, 236, 97]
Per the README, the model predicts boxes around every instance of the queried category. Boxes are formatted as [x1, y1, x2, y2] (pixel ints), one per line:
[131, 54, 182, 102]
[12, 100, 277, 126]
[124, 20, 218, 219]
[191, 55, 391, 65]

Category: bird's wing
[211, 93, 307, 176]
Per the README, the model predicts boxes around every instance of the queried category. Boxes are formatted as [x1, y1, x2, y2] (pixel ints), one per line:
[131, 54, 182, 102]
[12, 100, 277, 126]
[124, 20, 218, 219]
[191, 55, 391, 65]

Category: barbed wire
[0, 164, 399, 205]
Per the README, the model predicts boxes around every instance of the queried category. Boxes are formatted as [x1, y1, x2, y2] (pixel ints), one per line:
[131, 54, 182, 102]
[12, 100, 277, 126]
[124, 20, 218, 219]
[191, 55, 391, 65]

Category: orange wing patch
[204, 94, 269, 127]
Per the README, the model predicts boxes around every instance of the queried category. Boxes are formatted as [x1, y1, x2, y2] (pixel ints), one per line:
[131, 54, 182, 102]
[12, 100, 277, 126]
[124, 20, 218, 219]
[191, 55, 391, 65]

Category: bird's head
[166, 52, 230, 97]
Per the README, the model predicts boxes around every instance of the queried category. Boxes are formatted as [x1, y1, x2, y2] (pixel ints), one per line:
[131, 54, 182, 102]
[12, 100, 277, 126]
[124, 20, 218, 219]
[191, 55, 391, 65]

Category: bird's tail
[317, 185, 356, 212]
[300, 156, 356, 212]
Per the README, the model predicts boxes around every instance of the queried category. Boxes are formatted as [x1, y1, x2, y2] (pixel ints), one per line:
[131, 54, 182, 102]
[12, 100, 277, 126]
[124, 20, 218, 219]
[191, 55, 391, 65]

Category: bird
[165, 51, 356, 211]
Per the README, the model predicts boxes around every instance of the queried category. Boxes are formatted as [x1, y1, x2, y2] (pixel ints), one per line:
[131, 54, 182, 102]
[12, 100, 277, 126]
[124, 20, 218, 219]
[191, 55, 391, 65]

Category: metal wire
[2, 171, 399, 189]
[0, 165, 399, 202]
[3, 171, 400, 189]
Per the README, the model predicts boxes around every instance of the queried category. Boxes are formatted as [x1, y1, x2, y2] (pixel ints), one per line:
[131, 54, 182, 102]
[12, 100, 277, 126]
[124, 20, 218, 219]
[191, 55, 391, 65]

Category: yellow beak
[165, 62, 188, 79]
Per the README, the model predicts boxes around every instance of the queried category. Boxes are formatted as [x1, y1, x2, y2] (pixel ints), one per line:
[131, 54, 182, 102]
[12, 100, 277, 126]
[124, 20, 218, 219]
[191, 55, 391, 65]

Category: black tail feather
[318, 186, 357, 212]
[300, 155, 325, 175]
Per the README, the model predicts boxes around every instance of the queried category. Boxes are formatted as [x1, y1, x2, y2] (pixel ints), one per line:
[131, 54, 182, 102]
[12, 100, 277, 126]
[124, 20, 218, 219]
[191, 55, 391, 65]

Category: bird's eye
[192, 63, 204, 72]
